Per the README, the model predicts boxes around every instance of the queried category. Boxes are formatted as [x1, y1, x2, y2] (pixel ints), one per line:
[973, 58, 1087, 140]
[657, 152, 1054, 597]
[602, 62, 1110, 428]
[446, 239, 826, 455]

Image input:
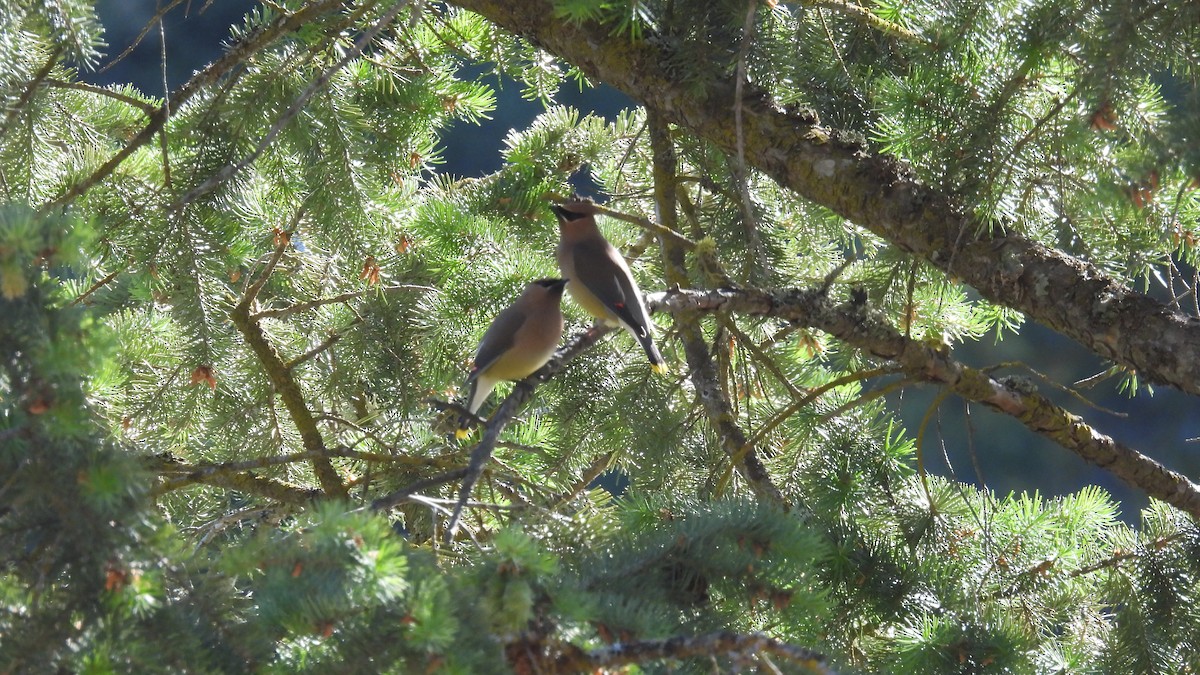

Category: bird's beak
[551, 204, 587, 222]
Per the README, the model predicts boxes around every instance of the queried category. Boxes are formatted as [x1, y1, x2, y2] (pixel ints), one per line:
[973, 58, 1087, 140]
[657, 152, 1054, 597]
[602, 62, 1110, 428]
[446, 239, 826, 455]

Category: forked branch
[231, 230, 347, 499]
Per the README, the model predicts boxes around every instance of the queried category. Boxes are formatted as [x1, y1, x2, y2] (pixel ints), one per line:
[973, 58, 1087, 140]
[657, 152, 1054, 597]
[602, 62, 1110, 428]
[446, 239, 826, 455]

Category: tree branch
[250, 284, 435, 321]
[647, 286, 1200, 519]
[68, 265, 126, 306]
[551, 195, 697, 250]
[443, 325, 614, 541]
[371, 468, 470, 512]
[989, 532, 1185, 601]
[807, 0, 925, 44]
[170, 0, 411, 211]
[152, 467, 320, 505]
[650, 111, 786, 505]
[285, 322, 357, 370]
[448, 0, 1200, 398]
[44, 79, 158, 116]
[147, 446, 435, 481]
[231, 232, 347, 499]
[0, 45, 63, 143]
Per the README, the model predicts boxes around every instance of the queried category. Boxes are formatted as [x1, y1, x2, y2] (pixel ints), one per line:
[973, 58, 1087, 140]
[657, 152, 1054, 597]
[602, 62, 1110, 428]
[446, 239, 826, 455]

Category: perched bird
[553, 200, 668, 374]
[457, 278, 569, 439]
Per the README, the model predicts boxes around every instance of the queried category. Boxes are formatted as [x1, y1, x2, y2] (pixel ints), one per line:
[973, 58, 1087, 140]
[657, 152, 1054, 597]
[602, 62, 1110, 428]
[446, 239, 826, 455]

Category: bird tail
[456, 375, 495, 440]
[635, 331, 669, 375]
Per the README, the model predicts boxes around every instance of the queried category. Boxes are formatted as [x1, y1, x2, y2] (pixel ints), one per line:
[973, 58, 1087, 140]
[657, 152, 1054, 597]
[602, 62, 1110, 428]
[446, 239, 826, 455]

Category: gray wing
[469, 304, 526, 379]
[572, 240, 650, 337]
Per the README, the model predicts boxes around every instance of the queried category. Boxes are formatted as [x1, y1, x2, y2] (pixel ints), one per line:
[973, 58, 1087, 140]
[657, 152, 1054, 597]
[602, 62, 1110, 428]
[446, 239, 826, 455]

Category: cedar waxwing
[456, 278, 568, 439]
[553, 200, 668, 374]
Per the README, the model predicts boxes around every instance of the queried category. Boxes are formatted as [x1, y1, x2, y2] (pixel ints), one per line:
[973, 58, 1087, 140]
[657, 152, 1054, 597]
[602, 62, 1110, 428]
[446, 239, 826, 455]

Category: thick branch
[148, 447, 436, 483]
[152, 467, 319, 505]
[647, 286, 1200, 519]
[449, 0, 1200, 398]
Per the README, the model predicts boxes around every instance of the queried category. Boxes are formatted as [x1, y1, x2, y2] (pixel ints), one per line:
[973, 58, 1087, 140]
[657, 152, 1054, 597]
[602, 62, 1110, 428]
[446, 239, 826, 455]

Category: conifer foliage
[3, 0, 1200, 672]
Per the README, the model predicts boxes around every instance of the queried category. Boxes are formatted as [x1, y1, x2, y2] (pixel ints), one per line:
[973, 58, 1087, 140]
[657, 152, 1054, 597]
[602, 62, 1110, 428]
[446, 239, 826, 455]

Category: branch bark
[647, 286, 1200, 519]
[448, 0, 1200, 398]
[650, 111, 785, 505]
[151, 464, 320, 505]
[231, 232, 348, 499]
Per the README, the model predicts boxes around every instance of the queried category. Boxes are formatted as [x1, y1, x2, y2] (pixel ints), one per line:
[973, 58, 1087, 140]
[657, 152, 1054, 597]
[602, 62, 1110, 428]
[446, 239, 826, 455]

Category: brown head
[551, 201, 603, 242]
[524, 277, 569, 304]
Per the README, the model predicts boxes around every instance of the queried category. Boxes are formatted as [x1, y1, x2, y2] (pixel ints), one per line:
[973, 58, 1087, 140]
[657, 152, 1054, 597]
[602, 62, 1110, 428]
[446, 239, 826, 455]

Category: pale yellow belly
[483, 343, 557, 380]
[567, 283, 619, 326]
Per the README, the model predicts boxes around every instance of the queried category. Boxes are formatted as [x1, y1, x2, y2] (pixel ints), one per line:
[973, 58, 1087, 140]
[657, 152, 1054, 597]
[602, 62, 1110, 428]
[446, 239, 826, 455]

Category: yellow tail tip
[454, 428, 470, 441]
[651, 362, 670, 376]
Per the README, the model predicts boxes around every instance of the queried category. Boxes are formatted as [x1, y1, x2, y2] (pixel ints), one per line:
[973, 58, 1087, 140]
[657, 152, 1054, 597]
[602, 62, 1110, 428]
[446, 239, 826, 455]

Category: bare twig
[250, 284, 436, 321]
[195, 505, 290, 548]
[732, 0, 761, 257]
[714, 365, 900, 497]
[989, 532, 1186, 601]
[285, 321, 360, 370]
[814, 6, 868, 112]
[818, 255, 855, 295]
[551, 451, 614, 508]
[719, 316, 806, 400]
[983, 361, 1128, 418]
[44, 79, 157, 115]
[68, 266, 126, 306]
[0, 45, 64, 142]
[371, 468, 470, 511]
[95, 0, 188, 76]
[807, 0, 924, 44]
[243, 210, 304, 304]
[914, 387, 953, 504]
[153, 13, 174, 190]
[551, 195, 697, 251]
